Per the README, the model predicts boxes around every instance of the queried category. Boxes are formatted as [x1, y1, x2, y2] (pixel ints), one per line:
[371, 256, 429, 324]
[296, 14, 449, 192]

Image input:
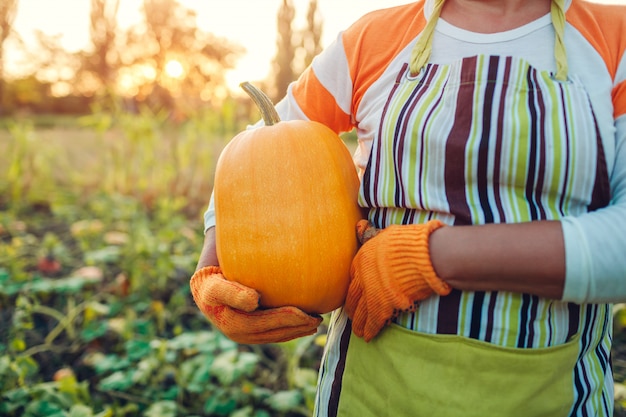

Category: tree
[1, 0, 243, 115]
[79, 0, 121, 96]
[0, 28, 80, 112]
[27, 31, 80, 98]
[273, 0, 296, 102]
[272, 0, 323, 102]
[302, 0, 322, 70]
[0, 0, 18, 114]
[127, 0, 243, 114]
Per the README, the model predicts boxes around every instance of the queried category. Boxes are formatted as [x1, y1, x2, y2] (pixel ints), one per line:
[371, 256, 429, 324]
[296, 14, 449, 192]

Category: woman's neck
[440, 0, 552, 33]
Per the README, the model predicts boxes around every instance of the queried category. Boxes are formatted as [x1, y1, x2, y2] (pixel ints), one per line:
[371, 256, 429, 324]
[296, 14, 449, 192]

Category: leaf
[21, 276, 101, 295]
[230, 406, 253, 417]
[0, 268, 9, 284]
[10, 338, 26, 352]
[97, 371, 135, 391]
[11, 356, 39, 384]
[0, 282, 22, 296]
[614, 304, 626, 331]
[0, 387, 29, 412]
[293, 368, 318, 389]
[314, 333, 327, 347]
[143, 400, 178, 417]
[132, 357, 160, 385]
[250, 386, 274, 401]
[80, 321, 108, 343]
[210, 350, 259, 386]
[84, 246, 121, 264]
[52, 276, 100, 293]
[227, 403, 277, 417]
[87, 354, 131, 375]
[94, 408, 115, 417]
[161, 386, 179, 401]
[180, 353, 213, 393]
[24, 399, 65, 417]
[69, 404, 95, 417]
[125, 340, 152, 361]
[83, 301, 110, 324]
[266, 390, 303, 412]
[167, 331, 214, 351]
[203, 394, 237, 416]
[132, 319, 154, 336]
[106, 318, 127, 336]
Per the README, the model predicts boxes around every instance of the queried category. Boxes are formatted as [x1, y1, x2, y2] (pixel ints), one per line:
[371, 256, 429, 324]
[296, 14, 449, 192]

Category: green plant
[77, 101, 229, 216]
[0, 121, 56, 208]
[0, 189, 321, 416]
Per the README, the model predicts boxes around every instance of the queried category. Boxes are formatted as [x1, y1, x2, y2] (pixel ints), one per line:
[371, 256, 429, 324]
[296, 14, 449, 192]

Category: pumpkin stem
[240, 82, 281, 126]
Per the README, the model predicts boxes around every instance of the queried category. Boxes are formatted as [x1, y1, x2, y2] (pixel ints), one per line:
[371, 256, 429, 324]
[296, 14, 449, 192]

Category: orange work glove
[190, 266, 322, 344]
[346, 219, 452, 342]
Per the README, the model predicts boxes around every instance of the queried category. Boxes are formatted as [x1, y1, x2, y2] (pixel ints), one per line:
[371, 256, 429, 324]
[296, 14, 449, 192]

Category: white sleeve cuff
[203, 194, 216, 234]
[560, 216, 593, 304]
[561, 204, 626, 304]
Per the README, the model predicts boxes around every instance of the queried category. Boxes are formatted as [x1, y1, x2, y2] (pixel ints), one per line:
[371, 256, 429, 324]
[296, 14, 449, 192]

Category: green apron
[337, 324, 579, 416]
[332, 52, 610, 416]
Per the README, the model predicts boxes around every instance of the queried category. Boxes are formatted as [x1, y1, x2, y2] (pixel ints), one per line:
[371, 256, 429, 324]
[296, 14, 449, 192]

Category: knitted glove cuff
[197, 265, 222, 276]
[385, 220, 452, 297]
[412, 220, 452, 296]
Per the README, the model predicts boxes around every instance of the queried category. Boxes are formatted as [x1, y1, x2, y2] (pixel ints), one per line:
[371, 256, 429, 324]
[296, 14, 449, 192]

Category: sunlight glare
[51, 82, 72, 97]
[139, 64, 157, 81]
[165, 59, 185, 79]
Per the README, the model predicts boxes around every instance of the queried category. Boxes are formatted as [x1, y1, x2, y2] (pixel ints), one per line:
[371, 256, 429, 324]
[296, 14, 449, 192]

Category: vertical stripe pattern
[359, 56, 607, 227]
[355, 55, 612, 416]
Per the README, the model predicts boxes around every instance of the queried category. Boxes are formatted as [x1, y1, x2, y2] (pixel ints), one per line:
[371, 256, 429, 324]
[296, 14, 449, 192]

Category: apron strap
[551, 0, 568, 81]
[409, 0, 445, 76]
[409, 0, 569, 81]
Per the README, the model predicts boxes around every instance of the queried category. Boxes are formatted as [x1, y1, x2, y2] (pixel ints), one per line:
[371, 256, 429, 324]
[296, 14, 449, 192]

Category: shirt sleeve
[561, 113, 626, 303]
[561, 38, 626, 304]
[203, 196, 216, 233]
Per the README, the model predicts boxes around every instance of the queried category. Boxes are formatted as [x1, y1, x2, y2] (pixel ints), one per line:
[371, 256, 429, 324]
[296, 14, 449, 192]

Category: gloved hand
[346, 220, 452, 342]
[190, 266, 322, 344]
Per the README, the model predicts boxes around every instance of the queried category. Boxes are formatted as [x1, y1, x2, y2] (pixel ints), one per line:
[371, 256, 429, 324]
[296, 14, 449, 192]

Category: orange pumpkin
[214, 82, 363, 314]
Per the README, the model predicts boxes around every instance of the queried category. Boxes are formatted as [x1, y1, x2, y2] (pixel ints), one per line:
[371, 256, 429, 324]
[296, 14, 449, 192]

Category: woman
[191, 0, 626, 415]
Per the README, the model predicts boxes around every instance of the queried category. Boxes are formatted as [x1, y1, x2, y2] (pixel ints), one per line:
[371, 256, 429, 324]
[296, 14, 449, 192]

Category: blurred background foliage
[0, 0, 322, 117]
[0, 0, 333, 415]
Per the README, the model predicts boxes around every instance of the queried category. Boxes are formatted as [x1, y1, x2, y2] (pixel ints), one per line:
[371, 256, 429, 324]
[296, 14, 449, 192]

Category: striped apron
[315, 55, 612, 416]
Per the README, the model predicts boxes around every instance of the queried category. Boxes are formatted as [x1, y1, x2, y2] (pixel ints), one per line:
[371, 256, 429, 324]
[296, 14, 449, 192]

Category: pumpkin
[214, 82, 363, 314]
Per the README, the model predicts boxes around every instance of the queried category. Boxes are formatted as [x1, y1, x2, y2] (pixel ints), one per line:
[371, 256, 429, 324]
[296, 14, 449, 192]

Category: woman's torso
[301, 1, 619, 416]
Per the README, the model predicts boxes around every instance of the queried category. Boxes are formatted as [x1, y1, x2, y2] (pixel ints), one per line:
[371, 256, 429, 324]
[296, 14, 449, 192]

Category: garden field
[1, 112, 625, 416]
[0, 111, 325, 417]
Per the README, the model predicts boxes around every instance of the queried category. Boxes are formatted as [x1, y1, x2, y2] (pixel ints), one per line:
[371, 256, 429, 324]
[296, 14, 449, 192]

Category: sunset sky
[7, 0, 626, 92]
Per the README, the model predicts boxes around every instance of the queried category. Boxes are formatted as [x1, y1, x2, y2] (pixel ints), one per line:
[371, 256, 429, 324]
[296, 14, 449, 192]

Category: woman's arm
[195, 227, 218, 271]
[429, 220, 565, 300]
[431, 115, 626, 304]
